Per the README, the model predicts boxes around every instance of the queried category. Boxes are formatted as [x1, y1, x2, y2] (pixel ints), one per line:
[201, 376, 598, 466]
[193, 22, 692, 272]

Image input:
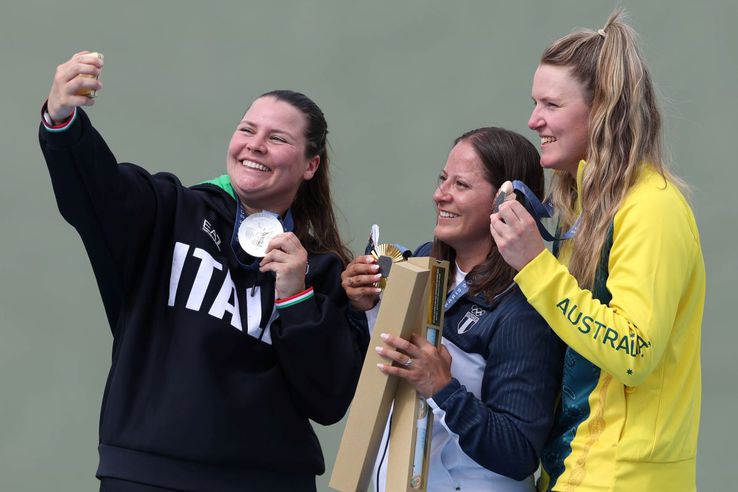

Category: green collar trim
[201, 175, 235, 200]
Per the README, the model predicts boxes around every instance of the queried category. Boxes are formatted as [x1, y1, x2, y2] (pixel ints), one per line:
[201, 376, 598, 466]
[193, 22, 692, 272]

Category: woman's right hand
[47, 51, 104, 123]
[341, 255, 382, 311]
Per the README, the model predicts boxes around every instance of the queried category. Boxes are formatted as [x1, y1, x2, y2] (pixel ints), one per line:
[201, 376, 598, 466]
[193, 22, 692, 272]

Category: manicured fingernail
[374, 346, 383, 354]
[377, 363, 385, 370]
[374, 274, 382, 280]
[371, 264, 379, 271]
[380, 333, 389, 341]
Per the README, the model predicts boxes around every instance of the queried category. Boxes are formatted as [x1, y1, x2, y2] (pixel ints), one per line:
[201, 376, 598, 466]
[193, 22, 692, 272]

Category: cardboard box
[330, 261, 430, 492]
[386, 258, 448, 492]
[331, 257, 449, 492]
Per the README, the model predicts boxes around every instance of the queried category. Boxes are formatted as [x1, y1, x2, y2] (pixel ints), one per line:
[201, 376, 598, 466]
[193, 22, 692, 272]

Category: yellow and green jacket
[515, 162, 705, 492]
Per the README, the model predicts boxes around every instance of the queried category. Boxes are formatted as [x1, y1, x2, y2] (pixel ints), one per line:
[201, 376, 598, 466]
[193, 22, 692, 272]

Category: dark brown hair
[258, 90, 352, 266]
[431, 127, 543, 301]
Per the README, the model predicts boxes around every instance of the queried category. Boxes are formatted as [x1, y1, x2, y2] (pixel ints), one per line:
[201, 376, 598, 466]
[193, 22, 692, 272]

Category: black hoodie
[39, 108, 368, 492]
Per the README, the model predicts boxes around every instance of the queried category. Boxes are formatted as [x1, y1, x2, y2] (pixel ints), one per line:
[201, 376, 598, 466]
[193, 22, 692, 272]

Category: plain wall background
[1, 1, 735, 490]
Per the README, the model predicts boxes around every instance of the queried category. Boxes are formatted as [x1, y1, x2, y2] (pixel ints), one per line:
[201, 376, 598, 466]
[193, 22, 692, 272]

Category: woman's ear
[303, 155, 320, 180]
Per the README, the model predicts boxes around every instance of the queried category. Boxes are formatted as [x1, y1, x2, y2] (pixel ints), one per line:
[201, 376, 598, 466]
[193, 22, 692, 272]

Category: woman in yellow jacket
[489, 10, 705, 492]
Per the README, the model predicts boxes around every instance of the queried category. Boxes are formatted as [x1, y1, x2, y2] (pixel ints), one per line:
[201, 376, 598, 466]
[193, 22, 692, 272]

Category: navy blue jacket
[420, 243, 565, 485]
[371, 244, 565, 491]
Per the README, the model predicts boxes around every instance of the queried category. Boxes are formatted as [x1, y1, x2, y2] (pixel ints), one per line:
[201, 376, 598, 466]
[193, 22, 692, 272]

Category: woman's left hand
[260, 232, 308, 299]
[376, 332, 452, 399]
[489, 199, 546, 271]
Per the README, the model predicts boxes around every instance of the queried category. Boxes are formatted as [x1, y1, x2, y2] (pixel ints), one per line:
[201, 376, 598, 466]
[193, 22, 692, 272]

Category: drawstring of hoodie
[245, 270, 276, 341]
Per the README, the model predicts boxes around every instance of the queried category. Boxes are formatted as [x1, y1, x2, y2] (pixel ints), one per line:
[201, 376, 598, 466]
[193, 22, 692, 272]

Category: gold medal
[371, 243, 406, 289]
[237, 212, 284, 257]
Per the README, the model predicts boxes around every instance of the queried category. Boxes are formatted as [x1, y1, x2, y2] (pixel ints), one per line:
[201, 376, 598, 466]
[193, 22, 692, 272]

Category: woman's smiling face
[433, 139, 496, 257]
[227, 96, 319, 215]
[528, 64, 591, 177]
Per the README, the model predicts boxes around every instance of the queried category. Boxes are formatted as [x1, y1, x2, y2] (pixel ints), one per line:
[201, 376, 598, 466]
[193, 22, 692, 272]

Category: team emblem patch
[457, 305, 486, 334]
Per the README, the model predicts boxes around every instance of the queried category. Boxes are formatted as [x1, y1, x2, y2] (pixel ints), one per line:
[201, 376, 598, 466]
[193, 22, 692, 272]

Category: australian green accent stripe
[275, 288, 314, 309]
[542, 224, 614, 492]
[202, 174, 235, 200]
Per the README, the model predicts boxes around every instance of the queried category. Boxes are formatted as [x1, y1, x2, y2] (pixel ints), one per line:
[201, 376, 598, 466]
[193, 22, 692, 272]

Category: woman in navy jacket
[343, 127, 564, 491]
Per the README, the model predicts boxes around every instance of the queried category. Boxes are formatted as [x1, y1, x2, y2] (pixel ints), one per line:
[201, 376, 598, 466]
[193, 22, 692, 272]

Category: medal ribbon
[443, 273, 515, 312]
[444, 279, 470, 312]
[510, 180, 580, 241]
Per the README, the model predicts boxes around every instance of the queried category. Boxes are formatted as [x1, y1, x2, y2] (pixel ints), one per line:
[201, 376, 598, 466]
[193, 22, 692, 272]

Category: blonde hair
[542, 9, 687, 288]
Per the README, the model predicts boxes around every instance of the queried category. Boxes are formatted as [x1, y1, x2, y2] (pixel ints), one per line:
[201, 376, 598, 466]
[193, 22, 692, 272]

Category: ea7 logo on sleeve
[457, 305, 486, 334]
[202, 219, 221, 250]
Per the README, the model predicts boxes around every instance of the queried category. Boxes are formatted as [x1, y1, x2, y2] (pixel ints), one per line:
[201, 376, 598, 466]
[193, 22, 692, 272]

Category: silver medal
[237, 212, 284, 257]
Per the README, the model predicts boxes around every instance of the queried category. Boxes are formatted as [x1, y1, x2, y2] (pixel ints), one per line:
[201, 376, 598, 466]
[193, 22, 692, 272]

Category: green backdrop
[1, 1, 734, 490]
